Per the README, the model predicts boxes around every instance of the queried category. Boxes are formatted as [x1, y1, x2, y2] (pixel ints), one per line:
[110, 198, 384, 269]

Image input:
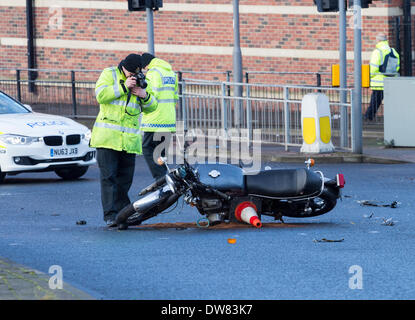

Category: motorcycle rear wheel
[283, 186, 338, 218]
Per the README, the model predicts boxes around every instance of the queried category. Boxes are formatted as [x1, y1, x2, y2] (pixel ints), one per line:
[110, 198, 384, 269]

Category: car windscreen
[0, 92, 31, 114]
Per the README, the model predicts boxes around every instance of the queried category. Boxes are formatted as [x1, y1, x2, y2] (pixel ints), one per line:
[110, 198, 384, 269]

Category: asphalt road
[0, 157, 414, 300]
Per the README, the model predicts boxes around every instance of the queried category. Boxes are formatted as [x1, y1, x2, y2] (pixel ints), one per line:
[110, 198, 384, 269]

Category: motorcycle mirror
[305, 158, 315, 168]
[157, 156, 170, 171]
[157, 157, 167, 166]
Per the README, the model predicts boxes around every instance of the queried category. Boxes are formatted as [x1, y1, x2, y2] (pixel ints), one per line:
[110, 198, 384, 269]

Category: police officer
[135, 53, 179, 180]
[365, 33, 400, 121]
[91, 53, 144, 227]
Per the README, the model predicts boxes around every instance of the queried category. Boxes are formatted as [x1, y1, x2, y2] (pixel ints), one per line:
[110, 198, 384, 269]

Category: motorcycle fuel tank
[195, 163, 245, 193]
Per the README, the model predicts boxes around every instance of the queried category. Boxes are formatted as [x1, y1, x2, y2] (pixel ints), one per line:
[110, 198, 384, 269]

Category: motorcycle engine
[198, 198, 223, 213]
[196, 197, 228, 225]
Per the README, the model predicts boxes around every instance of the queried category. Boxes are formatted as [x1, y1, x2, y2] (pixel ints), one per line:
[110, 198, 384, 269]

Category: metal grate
[43, 135, 63, 146]
[66, 134, 81, 145]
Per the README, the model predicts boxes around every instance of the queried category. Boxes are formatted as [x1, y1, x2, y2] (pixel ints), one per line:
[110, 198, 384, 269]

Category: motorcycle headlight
[0, 134, 41, 145]
[82, 130, 92, 142]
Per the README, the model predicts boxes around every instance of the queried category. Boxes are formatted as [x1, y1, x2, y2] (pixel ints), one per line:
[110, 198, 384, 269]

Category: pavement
[1, 131, 414, 300]
[261, 142, 415, 164]
[0, 257, 94, 300]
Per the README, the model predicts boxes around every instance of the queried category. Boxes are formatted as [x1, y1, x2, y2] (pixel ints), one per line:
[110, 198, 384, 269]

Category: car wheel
[0, 169, 5, 183]
[54, 166, 88, 180]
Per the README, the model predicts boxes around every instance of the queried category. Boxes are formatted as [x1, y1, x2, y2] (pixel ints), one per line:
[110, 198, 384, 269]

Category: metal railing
[178, 80, 354, 151]
[0, 67, 375, 152]
[0, 67, 380, 125]
[245, 70, 383, 127]
[0, 68, 101, 119]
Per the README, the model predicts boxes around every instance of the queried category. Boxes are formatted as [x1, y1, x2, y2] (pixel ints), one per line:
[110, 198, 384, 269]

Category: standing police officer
[91, 53, 143, 227]
[136, 53, 179, 180]
[365, 33, 400, 121]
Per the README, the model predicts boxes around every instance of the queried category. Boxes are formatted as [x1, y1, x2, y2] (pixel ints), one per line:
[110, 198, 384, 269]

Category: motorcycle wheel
[116, 204, 139, 230]
[116, 204, 156, 230]
[116, 193, 180, 230]
[283, 186, 338, 218]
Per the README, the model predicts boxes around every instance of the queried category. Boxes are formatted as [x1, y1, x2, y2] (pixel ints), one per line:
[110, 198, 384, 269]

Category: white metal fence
[0, 68, 357, 152]
[178, 80, 353, 151]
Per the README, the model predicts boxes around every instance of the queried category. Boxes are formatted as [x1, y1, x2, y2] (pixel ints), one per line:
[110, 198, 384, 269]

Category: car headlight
[82, 130, 92, 142]
[0, 134, 41, 145]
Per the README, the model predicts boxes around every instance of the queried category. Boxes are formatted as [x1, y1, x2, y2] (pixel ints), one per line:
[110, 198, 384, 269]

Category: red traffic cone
[235, 201, 262, 228]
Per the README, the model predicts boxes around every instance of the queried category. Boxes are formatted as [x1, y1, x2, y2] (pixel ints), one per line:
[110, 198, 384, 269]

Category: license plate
[50, 147, 78, 157]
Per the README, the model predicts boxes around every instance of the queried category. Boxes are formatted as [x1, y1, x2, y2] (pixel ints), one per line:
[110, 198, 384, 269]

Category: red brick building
[0, 0, 413, 85]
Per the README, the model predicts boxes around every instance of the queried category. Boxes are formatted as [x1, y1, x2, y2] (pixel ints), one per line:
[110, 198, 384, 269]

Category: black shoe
[106, 219, 117, 228]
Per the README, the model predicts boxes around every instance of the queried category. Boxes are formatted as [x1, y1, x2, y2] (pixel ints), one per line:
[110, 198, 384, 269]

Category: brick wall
[0, 0, 413, 85]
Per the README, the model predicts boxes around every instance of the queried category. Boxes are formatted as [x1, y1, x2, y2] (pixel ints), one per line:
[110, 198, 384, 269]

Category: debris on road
[381, 218, 396, 226]
[76, 220, 87, 225]
[358, 200, 399, 208]
[313, 238, 344, 243]
[362, 212, 397, 226]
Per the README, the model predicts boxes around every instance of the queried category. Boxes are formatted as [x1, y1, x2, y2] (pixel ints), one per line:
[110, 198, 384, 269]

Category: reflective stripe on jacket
[140, 58, 178, 132]
[369, 41, 400, 90]
[90, 66, 142, 154]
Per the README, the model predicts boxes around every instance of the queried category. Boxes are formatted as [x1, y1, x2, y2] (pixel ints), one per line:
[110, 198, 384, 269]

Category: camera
[132, 71, 147, 89]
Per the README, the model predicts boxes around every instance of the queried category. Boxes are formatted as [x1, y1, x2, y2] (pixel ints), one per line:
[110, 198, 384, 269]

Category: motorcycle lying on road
[115, 150, 345, 230]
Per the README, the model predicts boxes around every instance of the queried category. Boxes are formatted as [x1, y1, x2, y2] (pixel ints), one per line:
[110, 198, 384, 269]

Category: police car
[0, 90, 96, 183]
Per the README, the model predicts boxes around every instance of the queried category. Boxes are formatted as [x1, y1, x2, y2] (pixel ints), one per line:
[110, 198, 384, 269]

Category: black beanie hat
[141, 53, 155, 68]
[121, 54, 143, 73]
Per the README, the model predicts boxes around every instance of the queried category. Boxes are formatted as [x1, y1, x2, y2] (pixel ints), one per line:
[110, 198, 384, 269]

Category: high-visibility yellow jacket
[90, 66, 142, 154]
[370, 40, 400, 90]
[139, 58, 178, 132]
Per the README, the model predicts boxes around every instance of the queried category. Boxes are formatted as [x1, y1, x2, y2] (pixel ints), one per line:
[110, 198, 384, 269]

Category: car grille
[43, 136, 63, 146]
[66, 134, 81, 145]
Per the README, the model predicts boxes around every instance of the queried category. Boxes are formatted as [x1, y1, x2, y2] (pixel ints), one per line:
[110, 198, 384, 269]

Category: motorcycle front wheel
[116, 204, 156, 230]
[116, 204, 139, 230]
[116, 192, 180, 230]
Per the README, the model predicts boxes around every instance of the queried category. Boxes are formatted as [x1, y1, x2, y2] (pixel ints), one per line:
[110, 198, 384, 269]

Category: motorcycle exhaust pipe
[234, 201, 262, 228]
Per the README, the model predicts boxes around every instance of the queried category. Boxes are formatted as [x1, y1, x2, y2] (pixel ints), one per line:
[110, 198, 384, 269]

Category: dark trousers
[365, 90, 384, 121]
[142, 132, 169, 180]
[96, 148, 136, 221]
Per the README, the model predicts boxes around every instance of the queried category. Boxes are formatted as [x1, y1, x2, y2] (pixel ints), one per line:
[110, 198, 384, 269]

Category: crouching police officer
[90, 54, 144, 227]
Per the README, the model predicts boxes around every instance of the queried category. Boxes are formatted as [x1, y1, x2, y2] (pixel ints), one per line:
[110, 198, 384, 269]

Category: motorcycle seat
[244, 168, 322, 197]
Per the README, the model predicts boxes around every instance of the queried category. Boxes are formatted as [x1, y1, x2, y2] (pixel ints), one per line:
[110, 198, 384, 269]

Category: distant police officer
[91, 53, 143, 227]
[135, 53, 179, 180]
[365, 33, 400, 121]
